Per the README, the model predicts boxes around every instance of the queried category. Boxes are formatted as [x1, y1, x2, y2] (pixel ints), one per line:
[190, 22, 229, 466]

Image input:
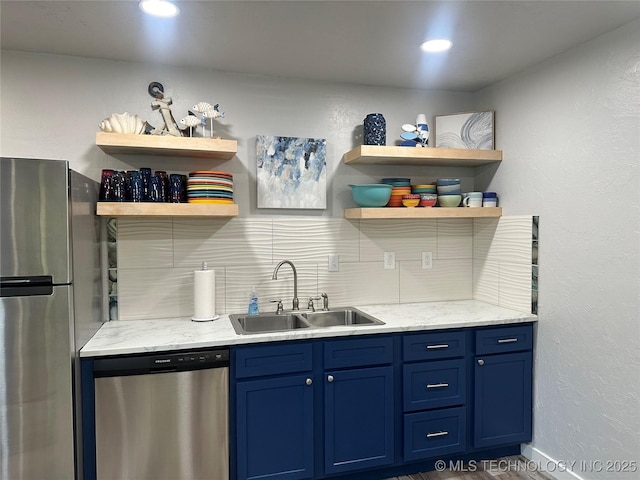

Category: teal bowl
[349, 184, 393, 207]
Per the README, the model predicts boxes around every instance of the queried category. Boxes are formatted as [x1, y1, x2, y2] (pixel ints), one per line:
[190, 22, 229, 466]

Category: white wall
[476, 20, 639, 480]
[0, 50, 479, 217]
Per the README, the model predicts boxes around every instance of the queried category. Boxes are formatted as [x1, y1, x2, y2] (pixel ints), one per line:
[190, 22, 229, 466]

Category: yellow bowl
[402, 197, 420, 207]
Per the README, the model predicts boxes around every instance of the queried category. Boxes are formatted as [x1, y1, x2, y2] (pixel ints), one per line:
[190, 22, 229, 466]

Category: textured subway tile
[473, 258, 500, 305]
[117, 218, 173, 269]
[489, 216, 533, 264]
[359, 219, 437, 262]
[317, 262, 399, 307]
[173, 218, 272, 267]
[119, 267, 190, 320]
[224, 263, 318, 314]
[499, 262, 532, 312]
[399, 259, 472, 303]
[437, 219, 473, 259]
[473, 218, 499, 260]
[119, 266, 227, 320]
[273, 217, 359, 263]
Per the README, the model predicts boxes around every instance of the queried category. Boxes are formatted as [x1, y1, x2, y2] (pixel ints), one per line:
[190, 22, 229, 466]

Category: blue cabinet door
[236, 375, 314, 480]
[324, 366, 394, 475]
[473, 351, 532, 448]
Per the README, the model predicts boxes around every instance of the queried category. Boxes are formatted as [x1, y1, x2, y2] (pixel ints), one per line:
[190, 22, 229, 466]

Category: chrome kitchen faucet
[272, 260, 299, 310]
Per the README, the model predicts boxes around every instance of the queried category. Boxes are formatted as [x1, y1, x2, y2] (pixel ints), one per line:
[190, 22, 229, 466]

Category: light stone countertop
[80, 300, 537, 357]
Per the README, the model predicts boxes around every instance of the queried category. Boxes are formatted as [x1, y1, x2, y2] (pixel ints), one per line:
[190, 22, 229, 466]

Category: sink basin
[300, 308, 384, 328]
[229, 313, 311, 335]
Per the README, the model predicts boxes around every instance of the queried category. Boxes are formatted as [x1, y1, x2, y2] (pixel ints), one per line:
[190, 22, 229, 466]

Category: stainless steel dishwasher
[93, 348, 229, 480]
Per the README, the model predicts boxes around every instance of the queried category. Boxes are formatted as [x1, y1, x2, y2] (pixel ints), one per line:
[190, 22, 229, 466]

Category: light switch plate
[422, 251, 433, 269]
[328, 254, 339, 272]
[384, 251, 395, 270]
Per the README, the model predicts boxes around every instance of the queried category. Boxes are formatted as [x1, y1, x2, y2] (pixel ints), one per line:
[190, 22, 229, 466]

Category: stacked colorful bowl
[187, 171, 234, 204]
[381, 178, 411, 207]
[411, 184, 436, 195]
[436, 178, 462, 207]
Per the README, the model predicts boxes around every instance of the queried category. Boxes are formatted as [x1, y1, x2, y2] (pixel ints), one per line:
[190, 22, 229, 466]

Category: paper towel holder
[192, 261, 219, 322]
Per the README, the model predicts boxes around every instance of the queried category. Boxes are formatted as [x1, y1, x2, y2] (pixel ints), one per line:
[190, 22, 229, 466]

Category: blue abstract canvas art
[435, 111, 495, 150]
[256, 135, 327, 209]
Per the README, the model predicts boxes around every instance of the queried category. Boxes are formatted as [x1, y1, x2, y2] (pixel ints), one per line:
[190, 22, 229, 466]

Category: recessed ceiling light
[420, 39, 453, 53]
[139, 0, 180, 18]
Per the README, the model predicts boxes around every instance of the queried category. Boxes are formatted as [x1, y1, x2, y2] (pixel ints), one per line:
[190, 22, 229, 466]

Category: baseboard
[521, 444, 587, 480]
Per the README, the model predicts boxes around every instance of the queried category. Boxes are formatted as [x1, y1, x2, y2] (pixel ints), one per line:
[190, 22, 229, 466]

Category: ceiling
[2, 0, 639, 92]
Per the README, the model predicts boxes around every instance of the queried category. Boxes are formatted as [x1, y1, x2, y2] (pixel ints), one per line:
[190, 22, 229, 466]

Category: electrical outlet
[422, 251, 433, 269]
[328, 254, 339, 272]
[384, 251, 395, 270]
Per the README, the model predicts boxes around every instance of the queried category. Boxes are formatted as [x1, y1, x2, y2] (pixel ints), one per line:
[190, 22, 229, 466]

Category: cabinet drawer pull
[426, 344, 449, 350]
[497, 338, 518, 344]
[327, 375, 334, 383]
[306, 378, 312, 386]
[426, 383, 449, 389]
[426, 431, 449, 438]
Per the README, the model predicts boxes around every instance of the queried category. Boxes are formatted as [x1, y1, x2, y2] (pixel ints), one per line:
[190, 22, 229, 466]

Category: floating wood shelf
[96, 132, 237, 159]
[97, 202, 239, 217]
[343, 145, 502, 167]
[344, 207, 502, 220]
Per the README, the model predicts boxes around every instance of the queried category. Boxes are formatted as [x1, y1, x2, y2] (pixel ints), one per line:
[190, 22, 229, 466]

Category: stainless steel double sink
[229, 308, 384, 335]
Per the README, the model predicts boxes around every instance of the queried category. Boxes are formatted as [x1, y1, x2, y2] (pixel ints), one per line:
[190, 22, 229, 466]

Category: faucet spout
[272, 260, 299, 310]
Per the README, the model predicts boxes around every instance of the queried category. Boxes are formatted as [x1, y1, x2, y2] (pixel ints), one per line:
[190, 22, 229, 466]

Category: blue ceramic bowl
[349, 184, 393, 207]
[436, 178, 461, 186]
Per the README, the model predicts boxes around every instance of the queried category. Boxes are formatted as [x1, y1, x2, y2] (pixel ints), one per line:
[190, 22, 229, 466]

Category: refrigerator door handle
[1, 275, 53, 297]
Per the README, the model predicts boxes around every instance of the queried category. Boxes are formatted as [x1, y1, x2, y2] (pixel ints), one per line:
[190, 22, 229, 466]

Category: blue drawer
[403, 359, 466, 412]
[403, 407, 466, 462]
[475, 324, 533, 355]
[234, 342, 313, 378]
[403, 331, 465, 362]
[324, 336, 393, 369]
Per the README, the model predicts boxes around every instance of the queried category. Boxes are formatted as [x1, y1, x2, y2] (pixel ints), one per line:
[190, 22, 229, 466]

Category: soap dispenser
[248, 286, 259, 316]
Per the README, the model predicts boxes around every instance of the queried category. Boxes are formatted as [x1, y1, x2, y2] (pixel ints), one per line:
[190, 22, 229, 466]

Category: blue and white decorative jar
[363, 113, 386, 145]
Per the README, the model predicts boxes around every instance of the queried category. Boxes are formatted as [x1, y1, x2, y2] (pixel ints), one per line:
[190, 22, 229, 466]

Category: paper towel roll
[192, 267, 216, 321]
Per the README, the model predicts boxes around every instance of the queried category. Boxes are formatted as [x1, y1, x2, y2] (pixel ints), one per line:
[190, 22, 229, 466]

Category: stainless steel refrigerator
[1, 157, 103, 480]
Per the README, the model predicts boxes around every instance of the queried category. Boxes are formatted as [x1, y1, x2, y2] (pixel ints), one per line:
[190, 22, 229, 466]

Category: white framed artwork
[435, 111, 495, 149]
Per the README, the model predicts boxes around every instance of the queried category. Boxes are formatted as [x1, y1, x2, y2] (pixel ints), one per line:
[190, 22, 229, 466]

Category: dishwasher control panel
[93, 348, 229, 377]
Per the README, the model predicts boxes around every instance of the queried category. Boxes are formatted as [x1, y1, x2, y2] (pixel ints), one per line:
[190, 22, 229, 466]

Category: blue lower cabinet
[403, 407, 466, 461]
[236, 374, 314, 480]
[473, 351, 533, 448]
[324, 366, 395, 475]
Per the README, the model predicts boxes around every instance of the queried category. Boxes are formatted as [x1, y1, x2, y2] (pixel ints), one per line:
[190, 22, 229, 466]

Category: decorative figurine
[399, 114, 429, 147]
[148, 82, 182, 137]
[180, 114, 200, 137]
[192, 102, 225, 137]
[99, 112, 147, 134]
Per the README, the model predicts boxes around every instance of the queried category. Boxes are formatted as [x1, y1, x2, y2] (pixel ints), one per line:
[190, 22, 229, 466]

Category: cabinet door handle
[498, 338, 518, 343]
[477, 359, 485, 366]
[426, 431, 449, 438]
[306, 378, 313, 386]
[426, 344, 449, 350]
[327, 375, 334, 383]
[426, 383, 449, 389]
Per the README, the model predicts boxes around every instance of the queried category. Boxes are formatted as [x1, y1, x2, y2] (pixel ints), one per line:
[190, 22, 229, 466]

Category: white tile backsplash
[273, 216, 359, 263]
[317, 261, 400, 307]
[114, 215, 535, 320]
[117, 218, 173, 269]
[359, 219, 437, 262]
[173, 218, 273, 267]
[399, 258, 472, 303]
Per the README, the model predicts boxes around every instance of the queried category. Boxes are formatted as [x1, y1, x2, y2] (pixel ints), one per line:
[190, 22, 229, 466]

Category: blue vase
[363, 113, 386, 146]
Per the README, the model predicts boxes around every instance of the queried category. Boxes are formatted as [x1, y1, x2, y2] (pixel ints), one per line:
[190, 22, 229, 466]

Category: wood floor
[384, 456, 556, 480]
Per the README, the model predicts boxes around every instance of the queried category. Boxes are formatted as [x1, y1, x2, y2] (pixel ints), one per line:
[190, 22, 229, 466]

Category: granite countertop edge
[80, 300, 538, 358]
